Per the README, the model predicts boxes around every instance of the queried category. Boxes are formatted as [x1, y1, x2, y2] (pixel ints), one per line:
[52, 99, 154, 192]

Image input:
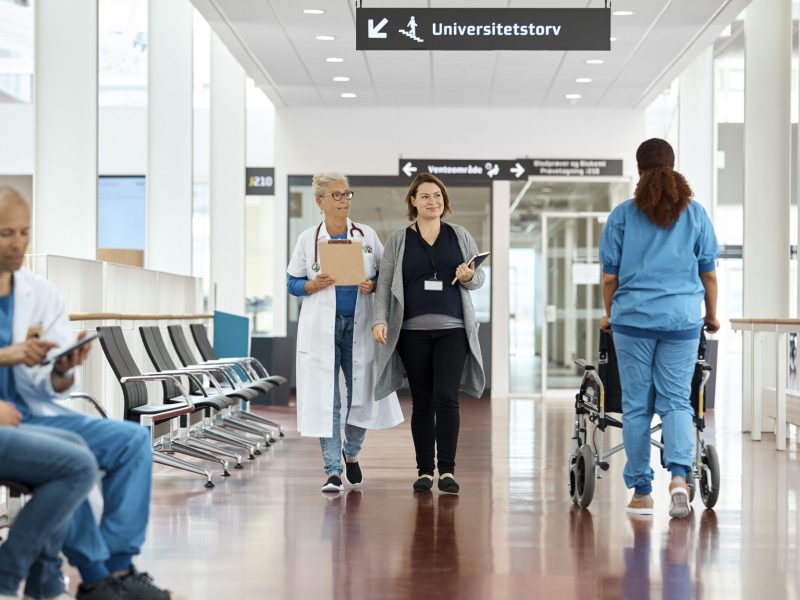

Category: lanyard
[410, 222, 442, 280]
[311, 221, 366, 272]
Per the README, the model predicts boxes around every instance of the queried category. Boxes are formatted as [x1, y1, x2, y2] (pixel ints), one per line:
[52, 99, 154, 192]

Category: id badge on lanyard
[414, 223, 444, 292]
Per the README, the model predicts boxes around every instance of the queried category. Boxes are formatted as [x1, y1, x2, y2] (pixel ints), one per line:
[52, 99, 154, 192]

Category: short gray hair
[312, 173, 349, 197]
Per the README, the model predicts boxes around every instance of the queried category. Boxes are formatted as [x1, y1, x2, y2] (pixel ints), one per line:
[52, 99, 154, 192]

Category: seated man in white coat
[0, 187, 177, 600]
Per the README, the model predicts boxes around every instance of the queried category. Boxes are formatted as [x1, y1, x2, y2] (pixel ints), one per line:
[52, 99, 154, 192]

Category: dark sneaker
[76, 576, 132, 600]
[438, 473, 460, 494]
[321, 474, 344, 492]
[342, 450, 363, 486]
[413, 474, 434, 492]
[119, 566, 177, 600]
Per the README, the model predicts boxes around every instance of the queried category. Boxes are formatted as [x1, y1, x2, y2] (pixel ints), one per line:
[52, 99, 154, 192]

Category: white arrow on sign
[368, 18, 389, 39]
[510, 162, 526, 178]
[402, 161, 418, 177]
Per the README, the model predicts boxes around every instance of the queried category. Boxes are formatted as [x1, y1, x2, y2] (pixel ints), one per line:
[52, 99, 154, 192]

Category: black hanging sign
[399, 159, 529, 182]
[245, 167, 275, 195]
[357, 8, 610, 51]
[527, 159, 623, 177]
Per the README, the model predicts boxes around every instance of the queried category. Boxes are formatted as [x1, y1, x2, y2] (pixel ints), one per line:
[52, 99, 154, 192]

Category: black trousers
[397, 328, 469, 476]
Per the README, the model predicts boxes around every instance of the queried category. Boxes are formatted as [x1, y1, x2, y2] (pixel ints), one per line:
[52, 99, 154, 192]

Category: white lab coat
[11, 267, 76, 415]
[287, 219, 404, 438]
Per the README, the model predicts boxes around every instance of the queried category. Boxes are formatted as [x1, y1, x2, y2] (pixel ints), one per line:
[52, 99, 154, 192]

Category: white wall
[0, 104, 33, 174]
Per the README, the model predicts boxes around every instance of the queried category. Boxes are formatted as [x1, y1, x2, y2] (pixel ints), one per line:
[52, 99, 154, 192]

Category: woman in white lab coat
[287, 173, 403, 492]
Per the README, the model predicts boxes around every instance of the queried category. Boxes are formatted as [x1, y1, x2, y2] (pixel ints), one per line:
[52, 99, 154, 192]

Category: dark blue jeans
[0, 425, 98, 599]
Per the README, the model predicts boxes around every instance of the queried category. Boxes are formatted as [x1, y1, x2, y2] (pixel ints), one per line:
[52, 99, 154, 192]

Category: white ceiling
[192, 0, 751, 109]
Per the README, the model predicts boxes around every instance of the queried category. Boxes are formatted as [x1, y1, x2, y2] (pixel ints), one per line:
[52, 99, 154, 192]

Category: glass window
[97, 176, 145, 267]
[0, 0, 33, 104]
[98, 0, 148, 107]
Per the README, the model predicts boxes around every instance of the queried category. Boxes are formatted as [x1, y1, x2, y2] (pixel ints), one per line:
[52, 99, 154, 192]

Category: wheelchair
[568, 329, 720, 510]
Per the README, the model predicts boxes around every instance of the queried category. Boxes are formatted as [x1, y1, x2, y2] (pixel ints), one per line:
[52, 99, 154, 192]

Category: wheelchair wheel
[699, 444, 720, 508]
[569, 444, 596, 508]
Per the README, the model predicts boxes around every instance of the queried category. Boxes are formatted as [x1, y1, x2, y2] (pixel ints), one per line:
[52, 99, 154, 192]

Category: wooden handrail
[730, 318, 800, 326]
[69, 313, 212, 322]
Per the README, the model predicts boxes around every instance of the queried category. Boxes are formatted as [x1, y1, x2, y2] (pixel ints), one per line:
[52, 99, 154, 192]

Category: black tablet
[41, 332, 100, 366]
[451, 251, 490, 285]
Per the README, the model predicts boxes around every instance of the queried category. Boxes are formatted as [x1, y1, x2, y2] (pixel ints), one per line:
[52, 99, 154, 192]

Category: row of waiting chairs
[95, 323, 287, 488]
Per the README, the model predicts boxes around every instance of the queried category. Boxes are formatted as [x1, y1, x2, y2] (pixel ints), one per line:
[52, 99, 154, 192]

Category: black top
[402, 222, 464, 321]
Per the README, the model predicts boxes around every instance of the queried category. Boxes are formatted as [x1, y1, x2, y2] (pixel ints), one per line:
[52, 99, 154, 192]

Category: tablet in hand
[41, 332, 100, 366]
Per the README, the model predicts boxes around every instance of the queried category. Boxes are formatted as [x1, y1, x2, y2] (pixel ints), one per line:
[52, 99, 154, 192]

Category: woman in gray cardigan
[372, 173, 485, 494]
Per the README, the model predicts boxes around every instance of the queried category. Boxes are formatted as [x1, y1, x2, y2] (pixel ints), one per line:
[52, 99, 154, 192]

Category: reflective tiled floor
[130, 354, 800, 600]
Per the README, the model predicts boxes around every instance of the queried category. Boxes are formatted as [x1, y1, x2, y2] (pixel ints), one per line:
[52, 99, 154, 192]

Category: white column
[147, 0, 193, 275]
[678, 46, 715, 217]
[743, 0, 792, 433]
[33, 0, 98, 258]
[491, 180, 510, 398]
[209, 35, 246, 314]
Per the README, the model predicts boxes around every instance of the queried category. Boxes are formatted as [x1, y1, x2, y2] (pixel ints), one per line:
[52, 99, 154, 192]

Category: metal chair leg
[220, 417, 271, 448]
[170, 441, 231, 476]
[202, 426, 259, 459]
[186, 437, 243, 469]
[153, 451, 214, 488]
[236, 411, 284, 436]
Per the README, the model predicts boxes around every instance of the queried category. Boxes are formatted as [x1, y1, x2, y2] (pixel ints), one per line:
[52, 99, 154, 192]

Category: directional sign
[527, 159, 622, 177]
[398, 159, 528, 182]
[357, 8, 610, 51]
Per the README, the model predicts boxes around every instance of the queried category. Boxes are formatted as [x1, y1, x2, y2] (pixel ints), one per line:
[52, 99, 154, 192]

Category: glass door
[540, 213, 607, 393]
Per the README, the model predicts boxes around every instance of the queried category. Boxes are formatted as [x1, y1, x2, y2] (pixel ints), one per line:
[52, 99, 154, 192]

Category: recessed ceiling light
[303, 9, 324, 14]
[316, 35, 335, 41]
[610, 37, 617, 42]
[341, 92, 357, 99]
[586, 59, 604, 65]
[566, 94, 582, 100]
[613, 10, 634, 16]
[333, 76, 350, 82]
[576, 78, 592, 83]
[326, 57, 344, 63]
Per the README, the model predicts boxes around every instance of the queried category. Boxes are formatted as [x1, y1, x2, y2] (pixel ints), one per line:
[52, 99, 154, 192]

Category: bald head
[0, 186, 30, 274]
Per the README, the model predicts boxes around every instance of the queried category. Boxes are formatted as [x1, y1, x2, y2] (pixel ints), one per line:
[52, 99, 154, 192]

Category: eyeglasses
[321, 190, 354, 201]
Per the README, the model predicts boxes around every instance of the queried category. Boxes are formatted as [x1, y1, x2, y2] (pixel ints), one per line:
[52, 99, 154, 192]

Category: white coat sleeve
[287, 232, 308, 278]
[25, 284, 76, 398]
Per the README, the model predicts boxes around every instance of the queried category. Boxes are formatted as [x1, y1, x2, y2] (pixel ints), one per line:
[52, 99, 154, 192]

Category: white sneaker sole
[625, 506, 654, 515]
[669, 489, 691, 518]
[321, 483, 344, 492]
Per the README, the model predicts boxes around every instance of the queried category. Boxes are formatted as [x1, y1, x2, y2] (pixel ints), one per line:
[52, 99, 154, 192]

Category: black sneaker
[321, 474, 344, 492]
[76, 576, 133, 600]
[413, 474, 434, 492]
[342, 450, 363, 486]
[119, 566, 176, 600]
[438, 473, 460, 494]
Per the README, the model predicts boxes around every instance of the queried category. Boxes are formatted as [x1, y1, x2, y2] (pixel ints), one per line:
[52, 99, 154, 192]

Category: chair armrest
[155, 368, 229, 399]
[68, 393, 110, 419]
[120, 374, 195, 410]
[187, 363, 241, 388]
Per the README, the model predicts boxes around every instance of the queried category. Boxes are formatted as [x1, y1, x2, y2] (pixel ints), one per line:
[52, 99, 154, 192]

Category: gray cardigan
[372, 222, 486, 399]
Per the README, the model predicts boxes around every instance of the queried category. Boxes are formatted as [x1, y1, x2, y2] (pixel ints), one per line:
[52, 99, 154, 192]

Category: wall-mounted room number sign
[246, 167, 275, 195]
[357, 8, 610, 51]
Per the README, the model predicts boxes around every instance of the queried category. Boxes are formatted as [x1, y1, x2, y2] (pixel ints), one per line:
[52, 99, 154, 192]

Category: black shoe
[413, 474, 434, 492]
[321, 474, 344, 492]
[438, 473, 460, 494]
[76, 576, 133, 600]
[342, 450, 363, 486]
[119, 566, 175, 600]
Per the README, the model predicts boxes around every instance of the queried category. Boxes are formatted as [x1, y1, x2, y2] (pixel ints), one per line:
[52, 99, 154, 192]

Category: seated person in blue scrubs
[0, 186, 178, 600]
[0, 401, 98, 600]
[599, 139, 719, 520]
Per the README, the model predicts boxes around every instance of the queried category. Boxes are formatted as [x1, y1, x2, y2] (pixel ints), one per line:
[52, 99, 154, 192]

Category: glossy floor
[127, 372, 800, 600]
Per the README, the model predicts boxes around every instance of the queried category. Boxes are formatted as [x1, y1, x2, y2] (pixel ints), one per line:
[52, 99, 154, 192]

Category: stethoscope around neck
[311, 220, 367, 273]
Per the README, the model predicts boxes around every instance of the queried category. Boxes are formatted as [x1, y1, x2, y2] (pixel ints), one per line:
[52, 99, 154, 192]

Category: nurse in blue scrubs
[599, 139, 719, 520]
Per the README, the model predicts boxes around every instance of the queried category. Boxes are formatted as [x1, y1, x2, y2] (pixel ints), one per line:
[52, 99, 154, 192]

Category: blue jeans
[614, 334, 697, 495]
[24, 415, 153, 584]
[0, 425, 98, 599]
[320, 316, 366, 476]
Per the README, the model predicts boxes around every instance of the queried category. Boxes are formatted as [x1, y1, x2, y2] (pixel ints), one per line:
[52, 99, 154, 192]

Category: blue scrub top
[599, 199, 719, 339]
[0, 293, 20, 408]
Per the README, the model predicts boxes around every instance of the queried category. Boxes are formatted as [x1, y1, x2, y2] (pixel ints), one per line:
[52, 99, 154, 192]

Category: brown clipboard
[317, 240, 365, 285]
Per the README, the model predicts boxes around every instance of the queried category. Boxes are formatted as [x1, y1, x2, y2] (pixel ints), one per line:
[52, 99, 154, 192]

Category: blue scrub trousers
[0, 425, 98, 599]
[614, 333, 697, 495]
[23, 414, 153, 583]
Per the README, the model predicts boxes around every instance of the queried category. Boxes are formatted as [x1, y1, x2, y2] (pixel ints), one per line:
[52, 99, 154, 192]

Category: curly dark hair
[634, 138, 693, 228]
